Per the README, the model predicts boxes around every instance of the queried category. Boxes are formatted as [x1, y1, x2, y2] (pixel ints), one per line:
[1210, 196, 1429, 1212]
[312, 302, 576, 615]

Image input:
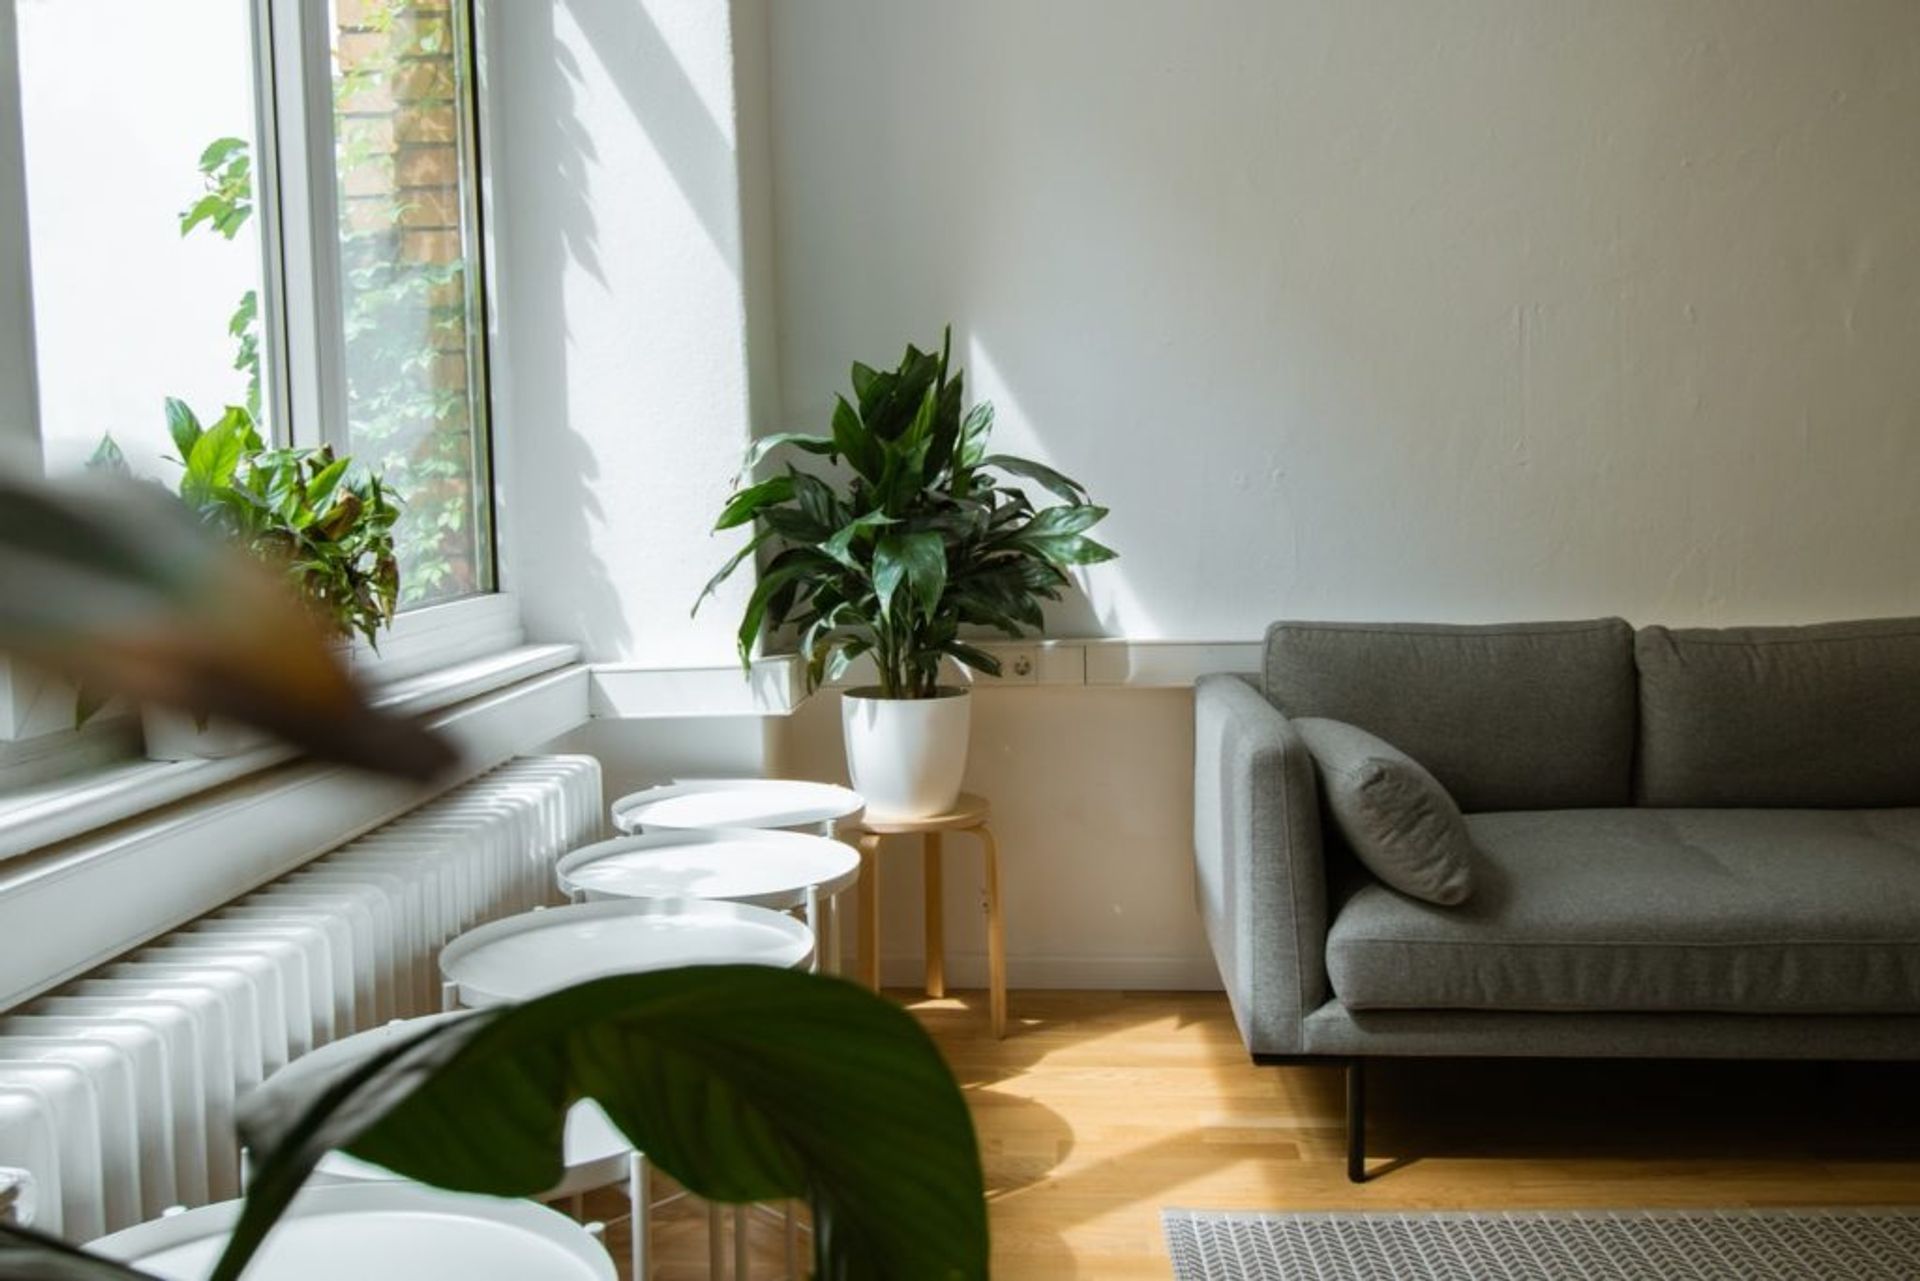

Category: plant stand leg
[1346, 1058, 1366, 1184]
[924, 832, 945, 998]
[977, 824, 1007, 1039]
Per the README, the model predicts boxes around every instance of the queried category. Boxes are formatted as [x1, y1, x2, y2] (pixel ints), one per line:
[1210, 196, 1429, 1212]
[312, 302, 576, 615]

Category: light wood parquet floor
[588, 989, 1920, 1279]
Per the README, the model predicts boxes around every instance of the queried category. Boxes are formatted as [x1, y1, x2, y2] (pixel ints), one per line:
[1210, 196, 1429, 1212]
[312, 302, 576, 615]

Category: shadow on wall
[500, 1, 626, 657]
[566, 0, 744, 275]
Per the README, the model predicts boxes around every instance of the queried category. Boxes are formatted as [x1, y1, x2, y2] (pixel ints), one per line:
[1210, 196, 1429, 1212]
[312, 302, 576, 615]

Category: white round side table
[88, 1182, 615, 1281]
[252, 1013, 652, 1280]
[557, 828, 860, 977]
[438, 898, 815, 1009]
[439, 899, 815, 1281]
[611, 778, 864, 837]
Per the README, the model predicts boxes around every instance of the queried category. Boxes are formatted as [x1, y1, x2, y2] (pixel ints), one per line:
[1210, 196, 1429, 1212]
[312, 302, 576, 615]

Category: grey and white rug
[1163, 1208, 1920, 1280]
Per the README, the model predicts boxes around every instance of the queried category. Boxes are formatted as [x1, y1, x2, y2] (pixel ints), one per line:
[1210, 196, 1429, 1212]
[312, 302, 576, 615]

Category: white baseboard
[874, 951, 1223, 992]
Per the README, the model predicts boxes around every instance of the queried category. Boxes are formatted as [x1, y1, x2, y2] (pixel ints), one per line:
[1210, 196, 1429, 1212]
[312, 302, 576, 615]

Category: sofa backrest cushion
[1635, 617, 1920, 808]
[1264, 618, 1636, 812]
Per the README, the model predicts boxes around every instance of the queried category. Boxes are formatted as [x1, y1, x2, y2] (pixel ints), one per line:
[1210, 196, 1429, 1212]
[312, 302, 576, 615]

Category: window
[12, 0, 494, 607]
[0, 0, 510, 789]
[330, 0, 494, 605]
[16, 0, 272, 476]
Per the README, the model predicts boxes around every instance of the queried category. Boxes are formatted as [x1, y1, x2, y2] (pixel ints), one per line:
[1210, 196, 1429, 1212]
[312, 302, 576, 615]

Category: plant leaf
[980, 454, 1087, 503]
[736, 431, 836, 482]
[303, 458, 350, 516]
[943, 640, 1002, 677]
[819, 511, 895, 572]
[831, 396, 882, 482]
[0, 1223, 159, 1279]
[714, 475, 796, 530]
[694, 529, 771, 615]
[1019, 504, 1107, 538]
[198, 135, 248, 170]
[894, 529, 947, 621]
[1021, 533, 1118, 566]
[164, 397, 203, 461]
[871, 533, 910, 620]
[226, 968, 988, 1281]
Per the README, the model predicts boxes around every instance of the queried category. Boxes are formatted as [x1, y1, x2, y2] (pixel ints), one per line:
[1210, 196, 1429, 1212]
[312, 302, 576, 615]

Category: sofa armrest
[1194, 673, 1329, 1056]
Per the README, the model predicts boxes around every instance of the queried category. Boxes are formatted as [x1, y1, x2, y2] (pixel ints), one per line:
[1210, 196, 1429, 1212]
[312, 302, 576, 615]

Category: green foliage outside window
[172, 0, 489, 609]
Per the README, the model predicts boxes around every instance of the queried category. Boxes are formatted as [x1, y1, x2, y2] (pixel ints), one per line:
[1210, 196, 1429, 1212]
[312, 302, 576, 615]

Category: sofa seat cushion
[1326, 808, 1920, 1013]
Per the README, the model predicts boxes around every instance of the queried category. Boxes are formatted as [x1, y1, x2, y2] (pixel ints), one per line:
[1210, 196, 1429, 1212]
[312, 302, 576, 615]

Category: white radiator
[0, 755, 603, 1240]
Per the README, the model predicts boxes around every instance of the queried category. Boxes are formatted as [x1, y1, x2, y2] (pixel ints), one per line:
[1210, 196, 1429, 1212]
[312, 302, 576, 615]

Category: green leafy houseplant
[699, 328, 1115, 696]
[164, 400, 401, 648]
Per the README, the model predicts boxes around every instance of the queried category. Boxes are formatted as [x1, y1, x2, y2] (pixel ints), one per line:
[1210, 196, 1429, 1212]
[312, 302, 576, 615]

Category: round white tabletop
[439, 899, 814, 1008]
[557, 828, 862, 909]
[257, 1014, 633, 1194]
[611, 778, 864, 835]
[89, 1182, 615, 1281]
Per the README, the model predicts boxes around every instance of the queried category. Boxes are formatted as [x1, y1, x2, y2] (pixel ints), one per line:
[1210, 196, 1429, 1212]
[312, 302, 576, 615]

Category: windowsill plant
[92, 400, 401, 757]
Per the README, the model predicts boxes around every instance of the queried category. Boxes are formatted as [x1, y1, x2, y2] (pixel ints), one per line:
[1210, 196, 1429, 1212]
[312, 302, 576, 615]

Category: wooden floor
[595, 989, 1920, 1279]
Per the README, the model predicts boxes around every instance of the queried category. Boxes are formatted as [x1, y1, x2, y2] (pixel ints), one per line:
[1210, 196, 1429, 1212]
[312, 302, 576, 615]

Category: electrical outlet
[980, 644, 1038, 684]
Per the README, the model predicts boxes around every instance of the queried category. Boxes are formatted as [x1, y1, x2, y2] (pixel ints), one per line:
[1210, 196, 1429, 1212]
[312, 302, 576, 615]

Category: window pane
[331, 0, 494, 608]
[17, 0, 269, 477]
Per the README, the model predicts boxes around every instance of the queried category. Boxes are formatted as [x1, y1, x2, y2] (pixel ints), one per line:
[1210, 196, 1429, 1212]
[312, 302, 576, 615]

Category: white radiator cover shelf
[0, 755, 603, 1240]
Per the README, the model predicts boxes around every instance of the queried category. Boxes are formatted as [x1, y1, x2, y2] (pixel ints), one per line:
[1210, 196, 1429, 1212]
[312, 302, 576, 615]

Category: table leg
[734, 1202, 750, 1279]
[804, 883, 823, 975]
[825, 892, 842, 976]
[923, 832, 945, 998]
[976, 824, 1007, 1039]
[856, 833, 881, 990]
[708, 1204, 724, 1278]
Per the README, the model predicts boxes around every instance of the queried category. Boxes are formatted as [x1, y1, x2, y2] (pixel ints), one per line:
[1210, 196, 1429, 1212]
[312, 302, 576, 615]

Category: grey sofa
[1193, 616, 1920, 1180]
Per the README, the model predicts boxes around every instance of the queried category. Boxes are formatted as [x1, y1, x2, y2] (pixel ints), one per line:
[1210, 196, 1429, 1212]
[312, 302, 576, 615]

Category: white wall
[768, 0, 1920, 637]
[751, 0, 1920, 989]
[489, 0, 770, 666]
[775, 687, 1212, 990]
[498, 2, 1920, 991]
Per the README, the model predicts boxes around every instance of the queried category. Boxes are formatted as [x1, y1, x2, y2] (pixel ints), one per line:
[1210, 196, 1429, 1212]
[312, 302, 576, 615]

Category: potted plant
[138, 399, 401, 758]
[700, 328, 1114, 816]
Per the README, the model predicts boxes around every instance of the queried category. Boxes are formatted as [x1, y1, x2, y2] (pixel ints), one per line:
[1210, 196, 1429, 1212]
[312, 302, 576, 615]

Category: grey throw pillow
[1294, 717, 1476, 905]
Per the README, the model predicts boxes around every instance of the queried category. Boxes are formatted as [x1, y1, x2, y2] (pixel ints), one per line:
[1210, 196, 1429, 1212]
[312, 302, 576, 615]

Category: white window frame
[0, 0, 525, 797]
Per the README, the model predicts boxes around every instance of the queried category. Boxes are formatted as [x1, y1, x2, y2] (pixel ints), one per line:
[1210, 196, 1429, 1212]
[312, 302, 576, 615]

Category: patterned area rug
[1163, 1208, 1920, 1279]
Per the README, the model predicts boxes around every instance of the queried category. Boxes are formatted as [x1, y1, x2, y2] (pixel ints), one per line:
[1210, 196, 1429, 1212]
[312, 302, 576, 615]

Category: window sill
[0, 642, 579, 862]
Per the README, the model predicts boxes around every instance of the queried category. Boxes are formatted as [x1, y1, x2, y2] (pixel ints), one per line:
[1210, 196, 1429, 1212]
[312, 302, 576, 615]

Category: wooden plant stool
[851, 793, 1007, 1038]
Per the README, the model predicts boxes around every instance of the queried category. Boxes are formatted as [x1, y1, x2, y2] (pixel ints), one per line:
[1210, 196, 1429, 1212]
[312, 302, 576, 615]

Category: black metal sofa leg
[1346, 1058, 1366, 1183]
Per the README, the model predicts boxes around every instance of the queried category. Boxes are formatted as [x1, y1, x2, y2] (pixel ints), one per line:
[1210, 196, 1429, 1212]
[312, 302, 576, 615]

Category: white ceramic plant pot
[840, 686, 971, 820]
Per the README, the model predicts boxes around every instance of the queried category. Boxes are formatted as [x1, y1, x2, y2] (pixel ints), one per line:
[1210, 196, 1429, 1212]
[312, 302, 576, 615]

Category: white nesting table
[88, 1182, 614, 1281]
[438, 898, 814, 1281]
[557, 828, 860, 976]
[611, 778, 864, 837]
[438, 898, 814, 1010]
[253, 1013, 650, 1280]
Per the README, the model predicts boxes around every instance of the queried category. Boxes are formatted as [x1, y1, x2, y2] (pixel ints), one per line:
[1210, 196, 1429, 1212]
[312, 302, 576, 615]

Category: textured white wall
[755, 0, 1920, 988]
[769, 0, 1920, 637]
[490, 0, 767, 664]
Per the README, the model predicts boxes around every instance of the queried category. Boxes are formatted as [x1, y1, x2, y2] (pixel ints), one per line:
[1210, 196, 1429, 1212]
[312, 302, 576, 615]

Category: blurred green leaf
[226, 968, 989, 1281]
